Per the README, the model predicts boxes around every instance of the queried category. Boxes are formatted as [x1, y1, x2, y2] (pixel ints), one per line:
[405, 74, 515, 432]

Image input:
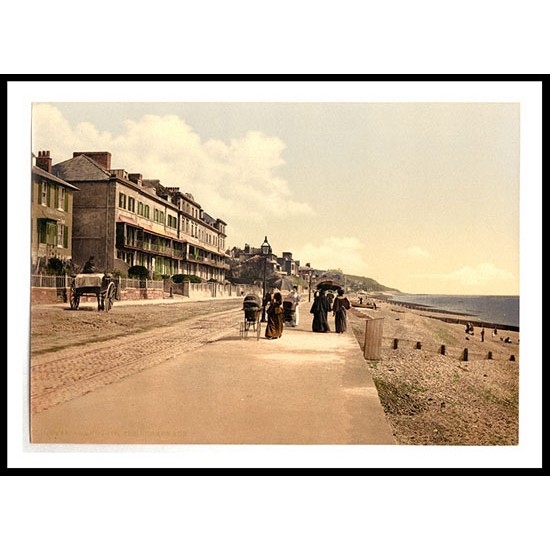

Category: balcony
[185, 254, 230, 269]
[119, 236, 184, 259]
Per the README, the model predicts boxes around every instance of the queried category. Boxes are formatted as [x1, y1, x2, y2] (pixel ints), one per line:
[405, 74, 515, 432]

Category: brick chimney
[36, 150, 52, 173]
[129, 173, 143, 185]
[73, 151, 112, 170]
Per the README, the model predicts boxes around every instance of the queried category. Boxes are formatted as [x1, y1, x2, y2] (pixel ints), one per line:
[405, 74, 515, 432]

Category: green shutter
[54, 185, 59, 208]
[46, 184, 51, 206]
[63, 225, 68, 248]
[38, 219, 46, 243]
[65, 190, 69, 211]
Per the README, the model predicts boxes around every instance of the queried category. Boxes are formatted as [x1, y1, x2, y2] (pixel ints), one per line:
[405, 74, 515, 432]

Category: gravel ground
[348, 301, 519, 446]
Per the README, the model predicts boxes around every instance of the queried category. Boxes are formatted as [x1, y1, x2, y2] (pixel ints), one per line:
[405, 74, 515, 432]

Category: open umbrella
[315, 278, 343, 292]
[269, 275, 295, 292]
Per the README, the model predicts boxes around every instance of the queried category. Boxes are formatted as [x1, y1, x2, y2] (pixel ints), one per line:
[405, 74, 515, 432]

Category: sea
[387, 294, 520, 329]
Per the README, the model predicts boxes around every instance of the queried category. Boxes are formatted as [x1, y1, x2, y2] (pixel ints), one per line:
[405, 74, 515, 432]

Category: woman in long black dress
[310, 291, 321, 332]
[311, 289, 331, 332]
[332, 288, 351, 333]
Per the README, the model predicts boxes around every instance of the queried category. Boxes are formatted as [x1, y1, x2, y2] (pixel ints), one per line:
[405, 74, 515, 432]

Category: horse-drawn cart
[69, 273, 117, 312]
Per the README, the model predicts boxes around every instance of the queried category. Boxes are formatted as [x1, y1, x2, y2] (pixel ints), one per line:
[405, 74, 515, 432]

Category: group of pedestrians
[263, 285, 352, 340]
[310, 288, 351, 334]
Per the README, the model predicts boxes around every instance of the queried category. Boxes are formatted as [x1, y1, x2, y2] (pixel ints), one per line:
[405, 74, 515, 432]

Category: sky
[30, 93, 524, 295]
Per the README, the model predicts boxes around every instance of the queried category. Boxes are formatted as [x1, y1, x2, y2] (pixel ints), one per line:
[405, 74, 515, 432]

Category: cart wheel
[104, 283, 115, 312]
[69, 285, 80, 310]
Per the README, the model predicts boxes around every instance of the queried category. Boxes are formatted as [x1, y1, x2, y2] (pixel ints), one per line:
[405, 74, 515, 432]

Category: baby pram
[241, 293, 262, 338]
[283, 299, 297, 327]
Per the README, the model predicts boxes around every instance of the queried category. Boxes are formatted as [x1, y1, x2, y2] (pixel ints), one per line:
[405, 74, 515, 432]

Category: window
[138, 202, 144, 216]
[58, 187, 66, 210]
[41, 181, 48, 205]
[56, 222, 67, 248]
[37, 219, 58, 245]
[119, 192, 127, 209]
[37, 219, 47, 243]
[144, 205, 150, 219]
[127, 226, 136, 247]
[128, 197, 135, 212]
[153, 209, 165, 224]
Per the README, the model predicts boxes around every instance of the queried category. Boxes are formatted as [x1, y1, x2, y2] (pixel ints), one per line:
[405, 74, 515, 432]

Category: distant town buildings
[278, 252, 300, 277]
[229, 243, 281, 278]
[228, 244, 304, 282]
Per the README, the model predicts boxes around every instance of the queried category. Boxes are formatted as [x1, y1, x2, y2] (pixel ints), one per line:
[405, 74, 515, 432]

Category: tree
[46, 257, 65, 275]
[128, 265, 150, 280]
[236, 255, 264, 284]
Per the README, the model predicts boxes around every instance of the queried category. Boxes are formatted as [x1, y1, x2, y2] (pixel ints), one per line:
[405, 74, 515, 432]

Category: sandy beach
[347, 299, 519, 445]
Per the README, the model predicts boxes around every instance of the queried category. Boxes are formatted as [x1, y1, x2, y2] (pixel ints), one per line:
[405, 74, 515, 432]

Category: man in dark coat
[82, 256, 97, 273]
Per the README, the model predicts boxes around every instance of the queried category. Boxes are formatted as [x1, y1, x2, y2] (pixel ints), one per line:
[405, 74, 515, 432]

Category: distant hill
[343, 273, 400, 294]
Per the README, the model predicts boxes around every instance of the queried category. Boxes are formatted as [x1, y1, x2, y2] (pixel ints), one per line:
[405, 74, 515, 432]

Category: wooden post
[463, 348, 469, 361]
[440, 344, 446, 355]
[364, 317, 384, 360]
[393, 338, 399, 350]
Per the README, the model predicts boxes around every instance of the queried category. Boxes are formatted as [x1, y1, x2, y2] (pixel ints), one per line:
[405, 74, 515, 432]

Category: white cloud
[413, 262, 515, 286]
[31, 105, 314, 245]
[400, 246, 431, 259]
[294, 237, 369, 275]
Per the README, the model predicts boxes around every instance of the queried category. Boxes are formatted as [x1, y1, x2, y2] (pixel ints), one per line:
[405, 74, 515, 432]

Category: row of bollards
[390, 338, 516, 361]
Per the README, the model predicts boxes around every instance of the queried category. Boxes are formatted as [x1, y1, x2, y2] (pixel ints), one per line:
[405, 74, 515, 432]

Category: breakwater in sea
[372, 294, 520, 332]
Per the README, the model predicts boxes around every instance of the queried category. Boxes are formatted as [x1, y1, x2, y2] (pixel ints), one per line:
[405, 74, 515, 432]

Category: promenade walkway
[31, 314, 396, 446]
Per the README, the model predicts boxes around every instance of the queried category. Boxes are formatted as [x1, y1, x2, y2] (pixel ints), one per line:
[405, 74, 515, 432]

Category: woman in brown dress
[265, 291, 284, 339]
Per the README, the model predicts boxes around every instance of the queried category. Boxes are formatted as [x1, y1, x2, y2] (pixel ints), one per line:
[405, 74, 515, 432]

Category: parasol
[269, 275, 295, 292]
[315, 279, 343, 292]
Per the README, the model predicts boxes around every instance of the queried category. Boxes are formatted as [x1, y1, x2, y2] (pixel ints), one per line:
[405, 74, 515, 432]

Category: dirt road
[30, 299, 243, 413]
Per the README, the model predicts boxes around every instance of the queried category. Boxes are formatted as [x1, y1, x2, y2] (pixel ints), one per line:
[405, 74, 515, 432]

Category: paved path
[31, 319, 396, 445]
